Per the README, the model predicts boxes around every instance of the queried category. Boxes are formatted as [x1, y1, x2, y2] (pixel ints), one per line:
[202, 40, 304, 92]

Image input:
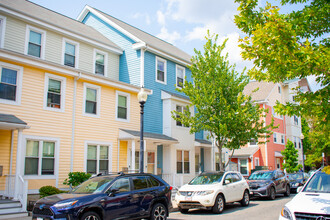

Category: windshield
[248, 171, 273, 180]
[72, 176, 115, 194]
[288, 173, 303, 180]
[303, 172, 330, 193]
[189, 173, 224, 185]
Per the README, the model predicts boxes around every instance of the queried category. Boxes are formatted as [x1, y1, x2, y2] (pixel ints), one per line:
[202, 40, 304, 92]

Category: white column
[14, 129, 23, 200]
[131, 141, 135, 171]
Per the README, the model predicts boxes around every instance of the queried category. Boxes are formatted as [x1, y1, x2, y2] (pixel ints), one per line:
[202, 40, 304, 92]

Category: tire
[178, 207, 189, 214]
[81, 211, 101, 220]
[284, 185, 290, 197]
[268, 187, 276, 200]
[149, 203, 167, 220]
[240, 190, 250, 207]
[212, 194, 225, 214]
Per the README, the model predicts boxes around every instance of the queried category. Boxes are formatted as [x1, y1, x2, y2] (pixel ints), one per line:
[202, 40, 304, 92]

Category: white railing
[162, 173, 183, 188]
[4, 174, 28, 211]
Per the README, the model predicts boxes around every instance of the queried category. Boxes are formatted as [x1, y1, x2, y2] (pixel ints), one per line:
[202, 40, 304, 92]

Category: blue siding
[195, 131, 204, 140]
[83, 13, 141, 86]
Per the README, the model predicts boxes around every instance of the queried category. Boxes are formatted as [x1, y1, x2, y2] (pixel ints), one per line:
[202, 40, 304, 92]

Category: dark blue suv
[32, 172, 172, 220]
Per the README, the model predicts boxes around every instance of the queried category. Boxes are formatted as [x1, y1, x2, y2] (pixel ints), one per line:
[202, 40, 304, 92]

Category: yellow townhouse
[0, 0, 147, 214]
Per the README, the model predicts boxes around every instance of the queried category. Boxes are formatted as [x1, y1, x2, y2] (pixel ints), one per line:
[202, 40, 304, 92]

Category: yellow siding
[119, 141, 128, 171]
[0, 130, 11, 191]
[0, 58, 140, 190]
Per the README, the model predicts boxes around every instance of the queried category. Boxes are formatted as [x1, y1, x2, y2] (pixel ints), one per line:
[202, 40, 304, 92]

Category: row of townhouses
[0, 0, 309, 214]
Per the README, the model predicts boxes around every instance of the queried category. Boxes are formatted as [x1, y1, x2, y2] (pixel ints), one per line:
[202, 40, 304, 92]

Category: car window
[232, 173, 242, 182]
[224, 173, 233, 184]
[72, 176, 114, 194]
[109, 177, 130, 193]
[277, 171, 284, 178]
[189, 173, 224, 185]
[248, 171, 273, 180]
[132, 176, 149, 190]
[147, 176, 160, 187]
[303, 172, 330, 193]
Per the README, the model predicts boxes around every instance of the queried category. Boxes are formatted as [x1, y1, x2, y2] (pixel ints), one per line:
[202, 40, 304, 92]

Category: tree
[282, 140, 301, 173]
[172, 33, 273, 171]
[234, 0, 329, 140]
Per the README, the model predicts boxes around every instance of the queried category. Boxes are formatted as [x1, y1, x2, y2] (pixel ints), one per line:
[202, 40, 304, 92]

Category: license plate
[37, 218, 43, 220]
[185, 196, 192, 201]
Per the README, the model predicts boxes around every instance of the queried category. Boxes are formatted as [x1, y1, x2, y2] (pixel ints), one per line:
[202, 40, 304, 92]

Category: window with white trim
[0, 62, 23, 105]
[86, 144, 110, 174]
[278, 86, 281, 94]
[44, 73, 66, 111]
[26, 26, 45, 59]
[63, 39, 79, 68]
[176, 105, 188, 127]
[281, 134, 285, 144]
[272, 107, 283, 119]
[298, 138, 301, 149]
[255, 157, 260, 166]
[116, 91, 130, 121]
[249, 138, 257, 146]
[195, 153, 200, 173]
[94, 49, 108, 76]
[273, 132, 285, 144]
[294, 115, 299, 125]
[239, 159, 248, 175]
[83, 83, 101, 117]
[156, 57, 166, 84]
[0, 16, 7, 48]
[176, 65, 185, 88]
[273, 133, 277, 143]
[294, 137, 297, 148]
[177, 150, 189, 174]
[24, 139, 56, 176]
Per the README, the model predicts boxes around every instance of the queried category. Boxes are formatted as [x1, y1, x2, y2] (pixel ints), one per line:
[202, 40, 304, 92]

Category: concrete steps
[0, 199, 28, 219]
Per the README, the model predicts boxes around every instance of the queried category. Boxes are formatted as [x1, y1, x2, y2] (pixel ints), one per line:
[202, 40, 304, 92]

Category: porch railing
[4, 174, 28, 211]
[162, 173, 183, 188]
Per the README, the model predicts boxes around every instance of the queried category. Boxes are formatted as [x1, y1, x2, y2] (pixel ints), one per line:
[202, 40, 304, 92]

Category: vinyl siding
[83, 13, 140, 86]
[119, 141, 128, 171]
[3, 15, 25, 53]
[0, 129, 11, 191]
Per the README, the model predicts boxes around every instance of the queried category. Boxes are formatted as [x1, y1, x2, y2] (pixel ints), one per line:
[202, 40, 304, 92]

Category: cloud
[156, 27, 181, 45]
[132, 12, 151, 25]
[157, 10, 166, 26]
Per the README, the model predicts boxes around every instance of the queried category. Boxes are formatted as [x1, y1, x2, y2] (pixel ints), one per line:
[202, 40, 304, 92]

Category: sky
[28, 0, 320, 91]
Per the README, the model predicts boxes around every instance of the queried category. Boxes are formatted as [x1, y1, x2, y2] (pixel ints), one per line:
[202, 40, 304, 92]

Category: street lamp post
[300, 133, 305, 172]
[138, 87, 148, 173]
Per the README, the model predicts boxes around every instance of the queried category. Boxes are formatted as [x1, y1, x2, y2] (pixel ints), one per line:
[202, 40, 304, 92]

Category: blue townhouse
[78, 6, 213, 186]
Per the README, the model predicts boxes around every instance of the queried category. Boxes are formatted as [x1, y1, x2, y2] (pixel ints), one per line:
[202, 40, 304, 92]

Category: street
[169, 194, 294, 220]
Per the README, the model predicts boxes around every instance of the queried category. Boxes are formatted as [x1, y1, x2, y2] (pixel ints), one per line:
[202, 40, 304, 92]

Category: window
[281, 135, 285, 144]
[116, 91, 130, 121]
[132, 176, 148, 190]
[83, 83, 101, 117]
[24, 138, 57, 176]
[294, 115, 299, 125]
[176, 65, 185, 88]
[255, 157, 260, 166]
[272, 107, 283, 119]
[232, 173, 242, 182]
[147, 176, 160, 187]
[0, 16, 6, 48]
[298, 138, 301, 149]
[176, 105, 188, 127]
[249, 138, 257, 146]
[63, 39, 79, 68]
[278, 86, 281, 94]
[294, 137, 297, 148]
[240, 159, 248, 175]
[44, 73, 66, 111]
[86, 144, 110, 174]
[273, 132, 284, 144]
[135, 151, 140, 171]
[224, 173, 233, 184]
[0, 62, 23, 105]
[292, 95, 296, 102]
[94, 49, 108, 76]
[147, 152, 155, 174]
[109, 178, 130, 193]
[195, 154, 200, 173]
[156, 57, 166, 84]
[273, 133, 277, 143]
[177, 150, 189, 174]
[25, 26, 45, 59]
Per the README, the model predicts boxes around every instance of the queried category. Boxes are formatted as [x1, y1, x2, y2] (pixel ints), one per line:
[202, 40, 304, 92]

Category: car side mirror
[224, 180, 230, 185]
[108, 188, 119, 196]
[297, 186, 303, 193]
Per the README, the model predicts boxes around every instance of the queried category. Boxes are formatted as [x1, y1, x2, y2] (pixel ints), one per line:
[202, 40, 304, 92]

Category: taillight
[169, 186, 173, 191]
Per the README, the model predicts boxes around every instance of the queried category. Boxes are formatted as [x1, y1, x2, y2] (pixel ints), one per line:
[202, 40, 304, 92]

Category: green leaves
[281, 140, 300, 173]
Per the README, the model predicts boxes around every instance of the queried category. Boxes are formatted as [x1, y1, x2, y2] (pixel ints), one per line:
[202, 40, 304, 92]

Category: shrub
[322, 165, 330, 174]
[39, 185, 63, 198]
[63, 172, 92, 187]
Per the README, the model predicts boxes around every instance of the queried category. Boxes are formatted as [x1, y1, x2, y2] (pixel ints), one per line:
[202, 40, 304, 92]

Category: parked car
[32, 172, 172, 220]
[247, 170, 290, 200]
[287, 173, 309, 193]
[175, 171, 250, 214]
[279, 169, 330, 220]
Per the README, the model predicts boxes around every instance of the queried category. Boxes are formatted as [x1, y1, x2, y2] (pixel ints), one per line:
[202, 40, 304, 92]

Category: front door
[147, 152, 155, 174]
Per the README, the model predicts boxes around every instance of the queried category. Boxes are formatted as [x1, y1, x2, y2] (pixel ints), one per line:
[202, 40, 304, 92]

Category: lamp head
[138, 87, 148, 103]
[300, 133, 304, 139]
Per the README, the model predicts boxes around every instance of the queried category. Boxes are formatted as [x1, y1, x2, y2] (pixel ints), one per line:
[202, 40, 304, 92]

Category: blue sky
[29, 0, 319, 91]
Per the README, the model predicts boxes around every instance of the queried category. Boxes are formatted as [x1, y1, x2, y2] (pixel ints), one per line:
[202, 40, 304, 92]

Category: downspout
[264, 103, 268, 167]
[140, 46, 146, 87]
[9, 130, 14, 176]
[70, 72, 81, 172]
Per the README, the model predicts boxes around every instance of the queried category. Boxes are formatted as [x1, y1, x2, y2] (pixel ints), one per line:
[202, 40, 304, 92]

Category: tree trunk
[216, 138, 224, 171]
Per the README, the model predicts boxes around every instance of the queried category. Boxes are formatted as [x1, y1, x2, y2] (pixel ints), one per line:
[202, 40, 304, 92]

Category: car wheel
[240, 190, 250, 207]
[212, 194, 225, 214]
[81, 211, 101, 220]
[150, 203, 167, 220]
[284, 185, 290, 197]
[179, 207, 189, 214]
[268, 187, 276, 200]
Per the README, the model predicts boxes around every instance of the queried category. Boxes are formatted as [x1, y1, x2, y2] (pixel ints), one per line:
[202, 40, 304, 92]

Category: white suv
[175, 171, 250, 214]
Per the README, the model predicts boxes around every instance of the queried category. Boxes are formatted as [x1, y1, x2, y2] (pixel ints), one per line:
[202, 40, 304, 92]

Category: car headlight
[258, 182, 268, 187]
[53, 200, 78, 210]
[295, 183, 300, 187]
[195, 190, 214, 196]
[281, 206, 293, 220]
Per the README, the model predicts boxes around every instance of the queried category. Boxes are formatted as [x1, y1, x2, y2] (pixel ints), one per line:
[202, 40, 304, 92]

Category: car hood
[36, 193, 92, 205]
[179, 184, 220, 191]
[286, 192, 330, 214]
